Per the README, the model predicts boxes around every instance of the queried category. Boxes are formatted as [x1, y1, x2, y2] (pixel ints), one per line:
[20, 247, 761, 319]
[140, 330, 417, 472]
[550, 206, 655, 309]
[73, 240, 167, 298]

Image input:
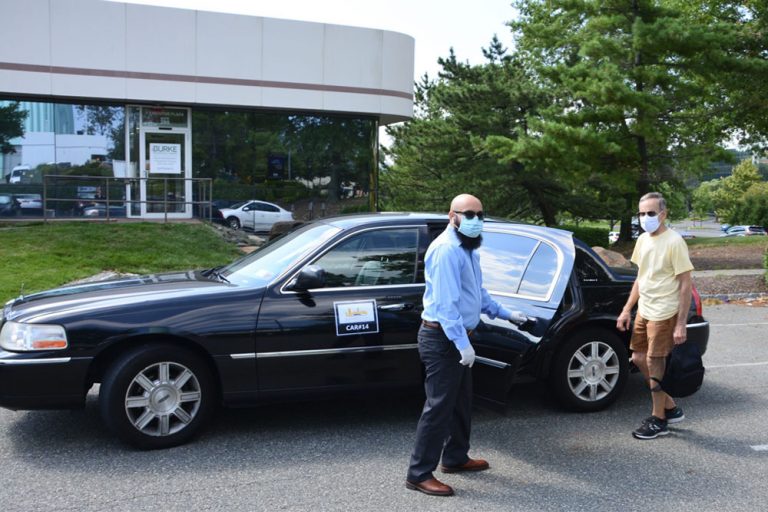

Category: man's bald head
[449, 194, 483, 227]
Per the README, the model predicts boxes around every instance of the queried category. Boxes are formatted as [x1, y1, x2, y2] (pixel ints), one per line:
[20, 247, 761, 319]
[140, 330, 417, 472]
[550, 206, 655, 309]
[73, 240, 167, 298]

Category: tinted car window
[223, 223, 340, 286]
[518, 242, 559, 297]
[574, 247, 609, 283]
[478, 232, 538, 295]
[255, 202, 279, 212]
[313, 228, 419, 287]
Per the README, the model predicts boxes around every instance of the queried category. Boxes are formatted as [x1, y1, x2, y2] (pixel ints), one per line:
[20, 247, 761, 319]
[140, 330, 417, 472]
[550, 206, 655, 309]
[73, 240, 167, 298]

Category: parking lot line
[710, 322, 768, 327]
[706, 361, 768, 369]
[750, 445, 768, 451]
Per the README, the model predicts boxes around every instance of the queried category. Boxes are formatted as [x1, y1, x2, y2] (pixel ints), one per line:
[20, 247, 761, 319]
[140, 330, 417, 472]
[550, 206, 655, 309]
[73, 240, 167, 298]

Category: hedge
[559, 224, 610, 248]
[764, 245, 768, 287]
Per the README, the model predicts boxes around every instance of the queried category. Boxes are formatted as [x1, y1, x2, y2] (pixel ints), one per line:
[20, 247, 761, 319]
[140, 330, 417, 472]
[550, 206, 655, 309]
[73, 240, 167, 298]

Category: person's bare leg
[647, 356, 674, 418]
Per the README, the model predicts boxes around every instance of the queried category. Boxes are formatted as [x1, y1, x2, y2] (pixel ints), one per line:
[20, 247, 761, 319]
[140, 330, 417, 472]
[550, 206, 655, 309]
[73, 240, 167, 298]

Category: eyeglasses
[638, 210, 663, 217]
[454, 210, 484, 220]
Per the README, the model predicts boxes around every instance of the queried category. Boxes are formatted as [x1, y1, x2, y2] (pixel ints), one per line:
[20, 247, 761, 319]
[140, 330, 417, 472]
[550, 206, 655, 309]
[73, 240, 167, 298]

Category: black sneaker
[632, 416, 669, 439]
[664, 406, 685, 424]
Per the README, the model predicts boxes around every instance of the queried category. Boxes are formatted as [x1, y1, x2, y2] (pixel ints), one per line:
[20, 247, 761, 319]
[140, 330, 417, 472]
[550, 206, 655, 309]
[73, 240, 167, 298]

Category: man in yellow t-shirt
[617, 192, 694, 439]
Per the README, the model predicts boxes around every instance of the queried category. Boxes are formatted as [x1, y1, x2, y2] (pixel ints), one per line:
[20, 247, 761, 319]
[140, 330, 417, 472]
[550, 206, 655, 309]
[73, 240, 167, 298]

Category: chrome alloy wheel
[566, 340, 621, 402]
[124, 361, 202, 437]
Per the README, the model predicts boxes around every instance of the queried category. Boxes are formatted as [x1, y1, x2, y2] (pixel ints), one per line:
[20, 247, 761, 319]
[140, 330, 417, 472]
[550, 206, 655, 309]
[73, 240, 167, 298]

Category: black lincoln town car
[0, 213, 709, 449]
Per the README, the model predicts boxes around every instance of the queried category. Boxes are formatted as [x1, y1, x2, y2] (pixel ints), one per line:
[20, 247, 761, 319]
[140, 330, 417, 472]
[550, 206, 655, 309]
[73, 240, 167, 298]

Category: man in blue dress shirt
[405, 193, 528, 497]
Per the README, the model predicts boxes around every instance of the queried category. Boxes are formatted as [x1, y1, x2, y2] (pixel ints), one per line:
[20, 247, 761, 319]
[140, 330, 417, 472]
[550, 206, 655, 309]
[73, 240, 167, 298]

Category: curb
[700, 292, 768, 302]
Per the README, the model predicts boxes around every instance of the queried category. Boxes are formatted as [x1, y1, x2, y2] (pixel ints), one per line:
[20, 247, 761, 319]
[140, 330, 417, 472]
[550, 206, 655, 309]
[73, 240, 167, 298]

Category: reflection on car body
[0, 213, 710, 449]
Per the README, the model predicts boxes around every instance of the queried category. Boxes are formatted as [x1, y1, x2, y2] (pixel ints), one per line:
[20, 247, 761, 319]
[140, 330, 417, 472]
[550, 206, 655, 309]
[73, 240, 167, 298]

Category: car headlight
[0, 321, 68, 351]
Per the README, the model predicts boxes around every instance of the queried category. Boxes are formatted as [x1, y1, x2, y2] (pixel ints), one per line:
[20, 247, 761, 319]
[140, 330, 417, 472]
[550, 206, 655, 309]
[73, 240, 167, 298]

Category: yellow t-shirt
[630, 228, 694, 321]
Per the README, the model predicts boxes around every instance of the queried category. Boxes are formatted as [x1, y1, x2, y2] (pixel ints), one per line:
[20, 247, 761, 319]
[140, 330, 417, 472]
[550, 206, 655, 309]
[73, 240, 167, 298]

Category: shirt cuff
[452, 335, 470, 351]
[495, 306, 512, 321]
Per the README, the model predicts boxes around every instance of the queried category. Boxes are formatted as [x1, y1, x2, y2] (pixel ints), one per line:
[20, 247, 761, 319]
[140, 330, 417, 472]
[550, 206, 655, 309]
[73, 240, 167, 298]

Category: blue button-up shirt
[422, 226, 511, 350]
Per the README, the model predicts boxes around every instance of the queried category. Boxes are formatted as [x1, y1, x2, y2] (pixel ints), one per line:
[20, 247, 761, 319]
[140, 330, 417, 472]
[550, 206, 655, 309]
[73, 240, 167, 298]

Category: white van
[9, 165, 31, 184]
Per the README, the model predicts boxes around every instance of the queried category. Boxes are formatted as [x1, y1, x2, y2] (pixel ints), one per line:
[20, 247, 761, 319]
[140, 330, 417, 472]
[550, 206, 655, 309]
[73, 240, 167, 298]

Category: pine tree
[510, 0, 766, 238]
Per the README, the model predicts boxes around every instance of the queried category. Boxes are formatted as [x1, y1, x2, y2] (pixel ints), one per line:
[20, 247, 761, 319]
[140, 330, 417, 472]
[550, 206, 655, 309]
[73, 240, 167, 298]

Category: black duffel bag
[661, 342, 705, 398]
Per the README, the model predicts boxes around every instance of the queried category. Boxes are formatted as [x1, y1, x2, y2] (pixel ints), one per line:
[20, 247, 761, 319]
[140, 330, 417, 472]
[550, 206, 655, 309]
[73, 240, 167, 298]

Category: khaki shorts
[630, 314, 677, 357]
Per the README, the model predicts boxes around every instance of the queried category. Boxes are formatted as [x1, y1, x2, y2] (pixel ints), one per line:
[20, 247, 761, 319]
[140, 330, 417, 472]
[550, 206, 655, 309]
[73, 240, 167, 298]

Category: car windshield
[229, 201, 248, 209]
[221, 222, 341, 287]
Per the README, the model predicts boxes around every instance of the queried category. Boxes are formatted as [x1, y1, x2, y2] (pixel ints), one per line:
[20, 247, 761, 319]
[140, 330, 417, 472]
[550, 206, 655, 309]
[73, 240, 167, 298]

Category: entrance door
[138, 130, 191, 218]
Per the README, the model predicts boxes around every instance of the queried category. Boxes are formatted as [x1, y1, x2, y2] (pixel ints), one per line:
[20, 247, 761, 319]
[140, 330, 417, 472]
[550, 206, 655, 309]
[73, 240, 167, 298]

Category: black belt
[422, 320, 473, 338]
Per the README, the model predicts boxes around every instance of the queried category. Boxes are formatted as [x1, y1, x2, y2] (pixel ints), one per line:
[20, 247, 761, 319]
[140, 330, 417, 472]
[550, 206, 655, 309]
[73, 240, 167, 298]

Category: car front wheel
[550, 328, 628, 412]
[99, 345, 216, 449]
[227, 216, 241, 230]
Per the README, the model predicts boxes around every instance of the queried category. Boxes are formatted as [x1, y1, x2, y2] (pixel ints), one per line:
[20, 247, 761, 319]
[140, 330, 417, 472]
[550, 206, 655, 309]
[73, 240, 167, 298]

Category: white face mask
[640, 214, 660, 234]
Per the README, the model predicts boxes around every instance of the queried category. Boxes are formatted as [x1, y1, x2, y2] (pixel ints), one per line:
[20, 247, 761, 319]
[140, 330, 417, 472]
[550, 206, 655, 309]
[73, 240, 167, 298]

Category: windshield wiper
[203, 266, 230, 284]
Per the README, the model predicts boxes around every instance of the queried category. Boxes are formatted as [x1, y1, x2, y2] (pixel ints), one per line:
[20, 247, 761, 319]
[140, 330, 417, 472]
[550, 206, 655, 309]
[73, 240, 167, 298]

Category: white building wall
[0, 0, 414, 124]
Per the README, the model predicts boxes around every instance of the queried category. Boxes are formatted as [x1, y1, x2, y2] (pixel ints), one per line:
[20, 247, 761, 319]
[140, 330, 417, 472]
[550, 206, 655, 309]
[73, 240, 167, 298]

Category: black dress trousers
[406, 324, 473, 483]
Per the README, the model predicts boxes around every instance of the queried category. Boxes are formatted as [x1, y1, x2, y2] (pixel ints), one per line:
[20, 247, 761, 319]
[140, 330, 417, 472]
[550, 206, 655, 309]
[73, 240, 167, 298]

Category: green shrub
[340, 203, 372, 214]
[212, 180, 312, 205]
[764, 246, 768, 287]
[559, 224, 609, 247]
[729, 183, 768, 227]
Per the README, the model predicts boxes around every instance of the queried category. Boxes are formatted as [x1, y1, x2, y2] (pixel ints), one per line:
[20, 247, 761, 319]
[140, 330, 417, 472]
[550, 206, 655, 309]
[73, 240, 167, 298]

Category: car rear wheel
[227, 216, 241, 230]
[99, 345, 216, 449]
[550, 328, 628, 412]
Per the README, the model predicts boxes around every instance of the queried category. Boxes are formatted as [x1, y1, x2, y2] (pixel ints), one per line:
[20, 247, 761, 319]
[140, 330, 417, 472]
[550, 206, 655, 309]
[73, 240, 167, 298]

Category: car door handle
[378, 303, 413, 311]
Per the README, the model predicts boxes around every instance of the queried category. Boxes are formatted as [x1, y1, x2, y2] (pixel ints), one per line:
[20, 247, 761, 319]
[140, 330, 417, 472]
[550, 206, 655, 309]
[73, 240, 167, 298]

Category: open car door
[470, 225, 576, 407]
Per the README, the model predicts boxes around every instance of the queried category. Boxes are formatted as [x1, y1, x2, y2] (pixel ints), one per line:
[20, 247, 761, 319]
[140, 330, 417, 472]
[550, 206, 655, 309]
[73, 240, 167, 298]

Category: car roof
[225, 199, 282, 207]
[309, 212, 576, 245]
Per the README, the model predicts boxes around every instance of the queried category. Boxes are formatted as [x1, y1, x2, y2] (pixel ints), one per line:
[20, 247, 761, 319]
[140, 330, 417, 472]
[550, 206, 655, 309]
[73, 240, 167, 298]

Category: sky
[111, 0, 518, 81]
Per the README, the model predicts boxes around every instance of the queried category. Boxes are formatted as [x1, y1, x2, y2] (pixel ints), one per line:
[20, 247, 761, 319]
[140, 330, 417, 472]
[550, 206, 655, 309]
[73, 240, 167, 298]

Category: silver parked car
[722, 225, 767, 237]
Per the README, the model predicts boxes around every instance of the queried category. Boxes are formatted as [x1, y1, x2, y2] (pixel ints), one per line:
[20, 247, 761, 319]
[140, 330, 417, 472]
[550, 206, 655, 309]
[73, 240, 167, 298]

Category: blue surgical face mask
[640, 214, 660, 234]
[457, 215, 483, 238]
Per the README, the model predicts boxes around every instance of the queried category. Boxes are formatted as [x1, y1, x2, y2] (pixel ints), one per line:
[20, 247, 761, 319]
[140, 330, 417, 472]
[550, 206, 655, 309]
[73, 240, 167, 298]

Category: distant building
[0, 0, 414, 218]
[700, 149, 754, 182]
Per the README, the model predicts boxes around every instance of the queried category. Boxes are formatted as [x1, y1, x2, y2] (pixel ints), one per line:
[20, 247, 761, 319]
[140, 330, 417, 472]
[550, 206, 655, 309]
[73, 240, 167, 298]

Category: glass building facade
[0, 99, 378, 220]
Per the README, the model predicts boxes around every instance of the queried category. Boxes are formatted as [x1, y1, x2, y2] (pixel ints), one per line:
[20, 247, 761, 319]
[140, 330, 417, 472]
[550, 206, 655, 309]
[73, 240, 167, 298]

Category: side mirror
[287, 265, 326, 291]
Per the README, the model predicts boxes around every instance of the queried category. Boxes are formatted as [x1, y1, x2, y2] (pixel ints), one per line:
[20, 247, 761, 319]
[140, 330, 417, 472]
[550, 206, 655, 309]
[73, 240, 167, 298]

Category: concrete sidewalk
[693, 268, 765, 278]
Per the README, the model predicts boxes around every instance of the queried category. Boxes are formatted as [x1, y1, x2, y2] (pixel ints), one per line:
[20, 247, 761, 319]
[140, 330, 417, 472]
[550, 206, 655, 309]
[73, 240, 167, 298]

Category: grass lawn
[596, 231, 768, 261]
[0, 221, 242, 303]
[685, 235, 768, 248]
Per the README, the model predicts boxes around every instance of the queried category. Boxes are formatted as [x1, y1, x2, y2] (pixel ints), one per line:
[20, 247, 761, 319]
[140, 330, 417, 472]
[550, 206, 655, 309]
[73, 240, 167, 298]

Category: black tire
[227, 216, 241, 230]
[99, 344, 216, 449]
[550, 328, 628, 412]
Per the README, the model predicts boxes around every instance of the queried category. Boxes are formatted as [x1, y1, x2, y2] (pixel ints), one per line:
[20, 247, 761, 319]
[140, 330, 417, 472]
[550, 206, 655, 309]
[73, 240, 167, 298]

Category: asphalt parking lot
[1, 304, 767, 512]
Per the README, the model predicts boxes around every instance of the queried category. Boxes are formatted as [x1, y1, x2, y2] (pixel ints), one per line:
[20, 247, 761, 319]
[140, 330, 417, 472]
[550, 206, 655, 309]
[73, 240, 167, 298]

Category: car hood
[4, 271, 239, 324]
